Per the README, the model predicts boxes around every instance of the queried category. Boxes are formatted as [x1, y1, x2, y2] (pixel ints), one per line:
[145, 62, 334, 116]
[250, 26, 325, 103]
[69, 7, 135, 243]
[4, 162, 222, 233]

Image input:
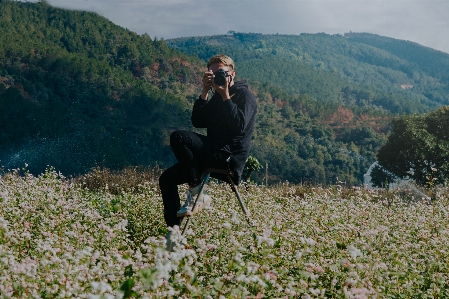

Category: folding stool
[181, 167, 252, 236]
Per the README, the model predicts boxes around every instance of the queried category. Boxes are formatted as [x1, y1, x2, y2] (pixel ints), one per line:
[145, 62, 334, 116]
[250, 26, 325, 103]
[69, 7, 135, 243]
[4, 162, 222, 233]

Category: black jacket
[191, 80, 257, 177]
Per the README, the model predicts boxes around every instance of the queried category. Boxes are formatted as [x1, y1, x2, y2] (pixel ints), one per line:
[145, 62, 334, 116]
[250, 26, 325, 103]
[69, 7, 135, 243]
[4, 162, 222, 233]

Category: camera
[213, 69, 229, 86]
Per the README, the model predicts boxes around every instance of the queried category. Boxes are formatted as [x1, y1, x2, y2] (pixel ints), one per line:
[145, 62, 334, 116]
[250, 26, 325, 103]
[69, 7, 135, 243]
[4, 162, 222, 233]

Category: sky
[39, 0, 449, 54]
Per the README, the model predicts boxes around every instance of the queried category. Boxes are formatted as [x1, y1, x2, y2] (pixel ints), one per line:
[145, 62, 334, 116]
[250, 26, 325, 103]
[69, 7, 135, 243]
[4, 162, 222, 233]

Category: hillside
[0, 1, 408, 185]
[167, 32, 449, 113]
[0, 0, 203, 174]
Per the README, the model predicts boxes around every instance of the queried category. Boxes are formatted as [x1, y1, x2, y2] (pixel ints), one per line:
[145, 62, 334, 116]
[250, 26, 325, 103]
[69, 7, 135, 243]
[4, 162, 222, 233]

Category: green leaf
[120, 278, 137, 299]
[213, 280, 224, 291]
[124, 264, 134, 278]
[336, 242, 347, 250]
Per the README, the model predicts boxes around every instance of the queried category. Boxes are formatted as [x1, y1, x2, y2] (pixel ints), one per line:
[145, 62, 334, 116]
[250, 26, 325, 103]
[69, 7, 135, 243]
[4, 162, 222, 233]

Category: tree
[370, 164, 397, 188]
[376, 106, 449, 186]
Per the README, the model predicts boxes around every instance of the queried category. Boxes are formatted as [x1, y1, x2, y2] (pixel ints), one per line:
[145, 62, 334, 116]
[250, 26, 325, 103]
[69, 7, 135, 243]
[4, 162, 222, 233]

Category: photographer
[159, 54, 257, 229]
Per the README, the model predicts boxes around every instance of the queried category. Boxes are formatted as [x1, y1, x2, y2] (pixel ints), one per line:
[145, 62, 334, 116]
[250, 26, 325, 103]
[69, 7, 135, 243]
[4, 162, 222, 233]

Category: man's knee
[170, 130, 186, 147]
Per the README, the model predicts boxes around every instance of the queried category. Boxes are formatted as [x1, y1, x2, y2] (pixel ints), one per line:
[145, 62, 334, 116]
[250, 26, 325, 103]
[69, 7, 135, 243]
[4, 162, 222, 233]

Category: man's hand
[201, 69, 232, 101]
[200, 70, 213, 100]
[212, 76, 231, 101]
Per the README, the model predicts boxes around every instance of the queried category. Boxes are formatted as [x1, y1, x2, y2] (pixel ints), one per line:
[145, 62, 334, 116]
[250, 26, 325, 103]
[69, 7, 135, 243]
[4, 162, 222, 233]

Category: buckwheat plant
[1, 169, 448, 298]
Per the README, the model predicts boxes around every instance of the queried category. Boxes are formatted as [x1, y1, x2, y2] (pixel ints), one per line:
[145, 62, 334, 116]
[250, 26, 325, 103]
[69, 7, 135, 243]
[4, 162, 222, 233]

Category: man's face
[209, 62, 235, 78]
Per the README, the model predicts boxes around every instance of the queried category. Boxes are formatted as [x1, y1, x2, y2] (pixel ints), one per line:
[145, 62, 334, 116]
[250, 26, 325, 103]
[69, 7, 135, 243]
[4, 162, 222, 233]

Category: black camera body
[213, 69, 229, 86]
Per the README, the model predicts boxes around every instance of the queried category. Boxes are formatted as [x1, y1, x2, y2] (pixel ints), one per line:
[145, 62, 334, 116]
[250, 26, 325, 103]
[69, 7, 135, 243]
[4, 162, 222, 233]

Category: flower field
[0, 168, 448, 298]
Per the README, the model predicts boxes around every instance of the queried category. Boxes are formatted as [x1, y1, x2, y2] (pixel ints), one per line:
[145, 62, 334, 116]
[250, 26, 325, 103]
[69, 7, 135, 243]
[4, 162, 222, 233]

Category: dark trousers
[159, 130, 230, 227]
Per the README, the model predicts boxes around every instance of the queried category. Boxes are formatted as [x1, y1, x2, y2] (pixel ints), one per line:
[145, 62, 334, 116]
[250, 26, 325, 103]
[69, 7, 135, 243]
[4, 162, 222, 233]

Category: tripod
[180, 167, 252, 236]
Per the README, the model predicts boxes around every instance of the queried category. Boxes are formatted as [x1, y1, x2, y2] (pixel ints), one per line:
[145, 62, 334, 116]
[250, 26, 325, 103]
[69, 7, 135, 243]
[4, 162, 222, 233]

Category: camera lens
[214, 70, 228, 86]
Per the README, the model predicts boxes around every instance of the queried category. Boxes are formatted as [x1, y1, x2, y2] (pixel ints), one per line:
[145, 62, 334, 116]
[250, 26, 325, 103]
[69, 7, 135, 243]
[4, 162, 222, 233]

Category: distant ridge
[345, 32, 449, 82]
[1, 1, 447, 185]
[168, 32, 449, 112]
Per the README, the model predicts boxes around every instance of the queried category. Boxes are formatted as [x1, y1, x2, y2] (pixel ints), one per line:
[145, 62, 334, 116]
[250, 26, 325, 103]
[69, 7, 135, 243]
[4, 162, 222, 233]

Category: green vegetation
[247, 81, 389, 185]
[167, 32, 449, 184]
[168, 32, 449, 113]
[2, 1, 449, 185]
[373, 106, 449, 187]
[242, 155, 263, 182]
[0, 0, 202, 175]
[1, 168, 448, 297]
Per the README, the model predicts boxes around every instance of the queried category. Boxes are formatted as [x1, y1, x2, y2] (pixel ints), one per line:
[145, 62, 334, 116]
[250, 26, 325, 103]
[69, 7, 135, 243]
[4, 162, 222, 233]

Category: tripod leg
[181, 172, 210, 236]
[226, 174, 252, 226]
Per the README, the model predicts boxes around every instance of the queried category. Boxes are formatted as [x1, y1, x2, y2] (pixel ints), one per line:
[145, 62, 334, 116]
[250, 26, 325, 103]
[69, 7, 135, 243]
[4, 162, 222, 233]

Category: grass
[0, 167, 448, 298]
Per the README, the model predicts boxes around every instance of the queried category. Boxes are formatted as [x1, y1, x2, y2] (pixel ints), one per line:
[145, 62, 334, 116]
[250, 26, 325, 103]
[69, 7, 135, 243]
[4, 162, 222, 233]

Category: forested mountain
[1, 1, 445, 185]
[167, 32, 449, 114]
[0, 0, 203, 175]
[166, 32, 449, 184]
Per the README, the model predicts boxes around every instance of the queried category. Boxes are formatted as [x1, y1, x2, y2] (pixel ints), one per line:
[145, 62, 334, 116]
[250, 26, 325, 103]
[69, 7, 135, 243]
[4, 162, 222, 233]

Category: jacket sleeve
[191, 96, 210, 128]
[221, 90, 257, 136]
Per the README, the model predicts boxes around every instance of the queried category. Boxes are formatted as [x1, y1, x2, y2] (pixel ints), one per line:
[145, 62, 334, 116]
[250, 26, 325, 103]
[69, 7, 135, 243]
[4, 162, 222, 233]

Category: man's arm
[210, 72, 257, 135]
[221, 90, 257, 136]
[191, 96, 210, 128]
[201, 69, 214, 100]
[191, 70, 214, 128]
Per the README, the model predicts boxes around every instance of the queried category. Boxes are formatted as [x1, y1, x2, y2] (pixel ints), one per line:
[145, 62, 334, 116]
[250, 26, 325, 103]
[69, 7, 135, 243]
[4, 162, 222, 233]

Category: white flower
[91, 281, 113, 294]
[340, 258, 350, 266]
[115, 291, 125, 299]
[300, 237, 316, 246]
[257, 229, 275, 246]
[246, 261, 260, 274]
[236, 274, 266, 287]
[309, 288, 321, 296]
[0, 191, 9, 203]
[0, 217, 9, 230]
[348, 244, 363, 260]
[222, 222, 231, 229]
[20, 231, 32, 240]
[230, 212, 241, 224]
[114, 219, 128, 231]
[65, 230, 77, 238]
[234, 252, 245, 266]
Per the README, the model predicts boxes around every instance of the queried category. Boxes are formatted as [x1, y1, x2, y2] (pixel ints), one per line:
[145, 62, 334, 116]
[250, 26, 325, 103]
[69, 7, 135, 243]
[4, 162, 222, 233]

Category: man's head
[207, 54, 234, 70]
[207, 54, 235, 87]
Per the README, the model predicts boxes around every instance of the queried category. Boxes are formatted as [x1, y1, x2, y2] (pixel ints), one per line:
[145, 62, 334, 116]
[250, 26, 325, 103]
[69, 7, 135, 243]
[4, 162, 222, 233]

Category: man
[159, 54, 257, 229]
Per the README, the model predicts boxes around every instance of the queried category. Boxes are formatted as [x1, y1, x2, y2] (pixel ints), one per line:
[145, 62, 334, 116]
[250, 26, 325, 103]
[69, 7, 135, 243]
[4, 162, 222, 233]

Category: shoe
[165, 231, 174, 251]
[165, 229, 188, 251]
[177, 188, 211, 217]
